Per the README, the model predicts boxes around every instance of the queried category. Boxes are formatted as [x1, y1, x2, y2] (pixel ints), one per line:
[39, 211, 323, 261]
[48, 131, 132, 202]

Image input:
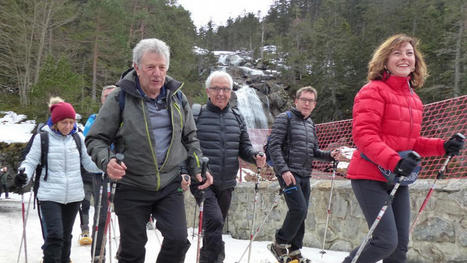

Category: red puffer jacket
[347, 75, 445, 182]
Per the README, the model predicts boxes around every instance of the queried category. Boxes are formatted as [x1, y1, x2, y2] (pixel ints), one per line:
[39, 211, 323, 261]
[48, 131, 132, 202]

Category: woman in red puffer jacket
[343, 34, 464, 263]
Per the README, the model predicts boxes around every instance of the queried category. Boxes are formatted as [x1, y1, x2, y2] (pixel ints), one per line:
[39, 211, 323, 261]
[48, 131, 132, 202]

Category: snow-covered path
[1, 192, 350, 263]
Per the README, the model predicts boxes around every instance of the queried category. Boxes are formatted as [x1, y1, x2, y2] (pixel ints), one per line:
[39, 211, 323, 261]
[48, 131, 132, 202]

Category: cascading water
[235, 85, 268, 129]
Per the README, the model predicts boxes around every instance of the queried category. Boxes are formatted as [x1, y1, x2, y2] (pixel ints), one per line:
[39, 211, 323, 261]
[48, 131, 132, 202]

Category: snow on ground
[0, 193, 349, 263]
[0, 111, 354, 262]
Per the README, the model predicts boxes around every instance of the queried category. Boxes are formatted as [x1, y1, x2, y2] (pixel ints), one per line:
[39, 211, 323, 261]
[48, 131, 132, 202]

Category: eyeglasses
[209, 87, 231, 93]
[298, 97, 316, 104]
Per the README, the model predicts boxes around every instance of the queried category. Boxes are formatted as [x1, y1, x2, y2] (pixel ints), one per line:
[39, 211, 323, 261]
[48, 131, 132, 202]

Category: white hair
[132, 38, 170, 69]
[205, 71, 233, 89]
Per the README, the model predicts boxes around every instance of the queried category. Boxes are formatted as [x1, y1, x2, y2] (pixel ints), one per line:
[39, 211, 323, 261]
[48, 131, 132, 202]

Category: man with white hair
[86, 38, 208, 263]
[189, 71, 266, 262]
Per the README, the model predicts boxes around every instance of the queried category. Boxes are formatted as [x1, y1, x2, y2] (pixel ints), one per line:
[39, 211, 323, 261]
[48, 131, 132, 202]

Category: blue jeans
[343, 180, 410, 263]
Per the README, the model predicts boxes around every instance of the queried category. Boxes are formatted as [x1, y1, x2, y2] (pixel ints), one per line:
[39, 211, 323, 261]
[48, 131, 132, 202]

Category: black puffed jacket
[269, 108, 333, 177]
[195, 100, 257, 190]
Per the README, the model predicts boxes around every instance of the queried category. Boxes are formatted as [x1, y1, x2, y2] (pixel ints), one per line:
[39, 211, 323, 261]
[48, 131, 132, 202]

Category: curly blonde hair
[368, 34, 428, 88]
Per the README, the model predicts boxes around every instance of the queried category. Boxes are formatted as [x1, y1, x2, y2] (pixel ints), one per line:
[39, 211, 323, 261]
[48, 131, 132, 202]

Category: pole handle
[201, 157, 209, 182]
[115, 153, 124, 165]
[407, 151, 421, 162]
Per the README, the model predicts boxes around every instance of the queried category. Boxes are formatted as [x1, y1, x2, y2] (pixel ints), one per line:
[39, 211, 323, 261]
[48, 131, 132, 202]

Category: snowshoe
[79, 230, 92, 246]
[268, 242, 296, 263]
[289, 249, 311, 263]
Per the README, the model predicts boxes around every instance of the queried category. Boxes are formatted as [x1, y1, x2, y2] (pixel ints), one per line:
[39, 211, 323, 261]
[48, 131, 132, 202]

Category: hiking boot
[289, 249, 311, 263]
[79, 230, 92, 246]
[268, 242, 291, 263]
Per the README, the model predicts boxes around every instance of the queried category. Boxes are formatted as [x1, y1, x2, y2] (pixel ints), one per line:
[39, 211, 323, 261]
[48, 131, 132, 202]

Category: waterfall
[235, 85, 268, 129]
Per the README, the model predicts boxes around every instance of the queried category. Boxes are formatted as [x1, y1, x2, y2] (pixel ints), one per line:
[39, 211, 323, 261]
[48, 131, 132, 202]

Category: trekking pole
[247, 152, 264, 263]
[109, 216, 113, 263]
[236, 190, 282, 263]
[196, 157, 209, 263]
[92, 174, 105, 263]
[410, 133, 464, 234]
[192, 201, 197, 240]
[351, 151, 421, 263]
[185, 173, 198, 241]
[319, 160, 339, 258]
[99, 153, 124, 263]
[16, 168, 29, 263]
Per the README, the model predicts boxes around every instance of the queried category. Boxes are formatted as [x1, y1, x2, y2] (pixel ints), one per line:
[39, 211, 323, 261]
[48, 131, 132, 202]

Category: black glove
[394, 152, 420, 177]
[444, 134, 465, 156]
[15, 172, 27, 187]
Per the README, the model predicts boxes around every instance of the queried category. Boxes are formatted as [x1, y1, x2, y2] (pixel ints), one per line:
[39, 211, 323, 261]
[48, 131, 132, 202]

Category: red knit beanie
[50, 102, 76, 124]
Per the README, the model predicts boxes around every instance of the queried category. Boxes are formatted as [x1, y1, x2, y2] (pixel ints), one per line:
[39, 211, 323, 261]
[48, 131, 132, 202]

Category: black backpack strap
[118, 88, 126, 113]
[33, 131, 49, 203]
[285, 111, 292, 146]
[72, 132, 83, 161]
[231, 106, 245, 127]
[40, 132, 49, 181]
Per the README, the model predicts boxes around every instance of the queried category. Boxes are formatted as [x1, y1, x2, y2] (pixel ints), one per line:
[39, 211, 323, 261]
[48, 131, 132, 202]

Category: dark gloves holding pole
[394, 151, 421, 177]
[15, 168, 27, 187]
[443, 133, 465, 156]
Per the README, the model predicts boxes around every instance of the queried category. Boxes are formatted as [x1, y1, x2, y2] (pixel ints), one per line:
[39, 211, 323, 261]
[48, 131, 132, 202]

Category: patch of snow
[0, 111, 36, 143]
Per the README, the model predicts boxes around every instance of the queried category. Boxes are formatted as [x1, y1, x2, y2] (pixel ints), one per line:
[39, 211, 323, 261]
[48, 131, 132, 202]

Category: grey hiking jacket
[85, 69, 202, 191]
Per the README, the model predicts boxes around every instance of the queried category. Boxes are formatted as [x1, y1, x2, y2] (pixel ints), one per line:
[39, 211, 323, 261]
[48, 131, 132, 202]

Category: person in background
[81, 85, 116, 260]
[267, 86, 340, 263]
[190, 70, 266, 262]
[342, 33, 464, 263]
[0, 166, 9, 199]
[85, 38, 207, 263]
[15, 97, 101, 263]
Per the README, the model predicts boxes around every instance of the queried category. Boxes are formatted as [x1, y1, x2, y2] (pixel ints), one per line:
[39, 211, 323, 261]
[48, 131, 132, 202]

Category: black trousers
[275, 174, 310, 251]
[78, 181, 93, 232]
[190, 185, 233, 263]
[114, 179, 190, 263]
[343, 179, 410, 263]
[38, 200, 80, 263]
[90, 174, 109, 259]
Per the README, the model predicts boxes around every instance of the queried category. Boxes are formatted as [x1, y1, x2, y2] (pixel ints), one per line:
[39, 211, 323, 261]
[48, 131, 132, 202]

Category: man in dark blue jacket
[267, 86, 340, 263]
[191, 71, 266, 262]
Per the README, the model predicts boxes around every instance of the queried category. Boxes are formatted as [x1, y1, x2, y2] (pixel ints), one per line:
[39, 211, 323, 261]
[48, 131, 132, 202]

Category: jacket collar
[290, 107, 311, 120]
[206, 99, 230, 113]
[383, 72, 412, 91]
[46, 117, 78, 136]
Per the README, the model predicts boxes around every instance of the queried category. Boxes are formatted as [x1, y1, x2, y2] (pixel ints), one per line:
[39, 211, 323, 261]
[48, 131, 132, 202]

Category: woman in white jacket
[17, 97, 101, 263]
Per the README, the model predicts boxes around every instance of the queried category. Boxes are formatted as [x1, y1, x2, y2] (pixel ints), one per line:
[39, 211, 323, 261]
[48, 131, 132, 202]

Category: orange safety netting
[243, 95, 466, 180]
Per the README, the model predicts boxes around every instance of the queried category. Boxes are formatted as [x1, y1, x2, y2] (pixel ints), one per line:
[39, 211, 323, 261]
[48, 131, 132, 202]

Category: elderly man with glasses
[189, 71, 266, 262]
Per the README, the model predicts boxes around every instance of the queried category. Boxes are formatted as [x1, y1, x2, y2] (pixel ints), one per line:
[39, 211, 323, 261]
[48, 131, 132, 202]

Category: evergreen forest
[1, 0, 465, 123]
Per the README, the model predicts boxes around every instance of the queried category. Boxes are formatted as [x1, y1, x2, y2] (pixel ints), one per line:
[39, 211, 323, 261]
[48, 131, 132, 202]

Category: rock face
[184, 179, 467, 263]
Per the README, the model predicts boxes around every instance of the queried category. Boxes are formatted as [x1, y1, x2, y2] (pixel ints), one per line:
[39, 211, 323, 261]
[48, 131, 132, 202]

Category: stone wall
[184, 179, 467, 263]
